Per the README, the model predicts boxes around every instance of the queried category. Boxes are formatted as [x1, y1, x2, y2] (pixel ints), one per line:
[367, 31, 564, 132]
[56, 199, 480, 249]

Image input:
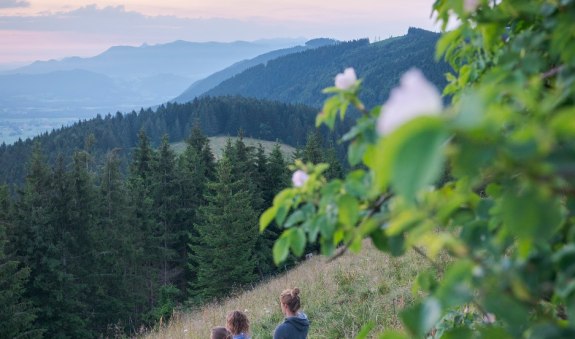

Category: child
[211, 326, 231, 339]
[226, 310, 250, 339]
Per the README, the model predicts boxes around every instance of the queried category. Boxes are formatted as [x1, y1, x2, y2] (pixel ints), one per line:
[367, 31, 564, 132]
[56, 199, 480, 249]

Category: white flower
[377, 68, 443, 136]
[292, 170, 309, 187]
[335, 67, 357, 90]
[464, 0, 480, 13]
[483, 313, 496, 324]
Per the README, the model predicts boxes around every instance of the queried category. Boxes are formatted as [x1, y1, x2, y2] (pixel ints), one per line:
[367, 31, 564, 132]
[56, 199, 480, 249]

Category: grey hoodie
[273, 312, 309, 339]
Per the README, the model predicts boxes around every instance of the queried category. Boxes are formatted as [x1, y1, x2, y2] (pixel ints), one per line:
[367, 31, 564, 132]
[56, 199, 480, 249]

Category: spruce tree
[0, 185, 41, 338]
[189, 156, 258, 302]
[179, 123, 215, 294]
[93, 151, 135, 334]
[10, 145, 93, 337]
[152, 135, 179, 286]
[126, 130, 161, 324]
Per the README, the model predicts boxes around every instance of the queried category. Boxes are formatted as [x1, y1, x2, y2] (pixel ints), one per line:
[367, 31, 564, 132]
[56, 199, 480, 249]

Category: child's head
[211, 326, 231, 339]
[226, 310, 250, 335]
[280, 287, 301, 314]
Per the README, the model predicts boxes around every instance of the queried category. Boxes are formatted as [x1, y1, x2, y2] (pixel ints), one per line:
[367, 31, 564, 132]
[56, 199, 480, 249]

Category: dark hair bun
[292, 288, 300, 297]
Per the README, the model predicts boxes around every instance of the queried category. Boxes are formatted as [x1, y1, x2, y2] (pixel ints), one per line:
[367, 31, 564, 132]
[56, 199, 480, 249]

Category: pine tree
[10, 145, 93, 337]
[179, 123, 216, 295]
[189, 156, 258, 301]
[152, 135, 179, 286]
[126, 130, 161, 324]
[303, 131, 324, 164]
[0, 185, 41, 338]
[324, 141, 344, 179]
[92, 150, 135, 334]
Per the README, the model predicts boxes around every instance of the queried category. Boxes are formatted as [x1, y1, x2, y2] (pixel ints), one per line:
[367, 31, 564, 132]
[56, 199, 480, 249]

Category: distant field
[171, 136, 296, 159]
[0, 117, 79, 145]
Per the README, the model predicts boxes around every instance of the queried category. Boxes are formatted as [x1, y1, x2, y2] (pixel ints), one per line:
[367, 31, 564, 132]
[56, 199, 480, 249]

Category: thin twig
[326, 193, 392, 263]
[411, 245, 444, 273]
[542, 65, 563, 79]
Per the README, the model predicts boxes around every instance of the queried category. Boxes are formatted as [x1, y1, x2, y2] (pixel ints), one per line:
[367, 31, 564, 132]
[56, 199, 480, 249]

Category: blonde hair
[280, 287, 301, 313]
[226, 310, 250, 335]
[211, 326, 231, 339]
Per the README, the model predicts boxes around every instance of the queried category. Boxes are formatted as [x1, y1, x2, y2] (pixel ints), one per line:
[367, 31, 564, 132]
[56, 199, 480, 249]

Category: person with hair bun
[273, 287, 309, 339]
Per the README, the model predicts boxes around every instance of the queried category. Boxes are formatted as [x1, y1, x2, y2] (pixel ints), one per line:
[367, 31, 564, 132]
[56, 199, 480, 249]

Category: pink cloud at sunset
[0, 0, 437, 65]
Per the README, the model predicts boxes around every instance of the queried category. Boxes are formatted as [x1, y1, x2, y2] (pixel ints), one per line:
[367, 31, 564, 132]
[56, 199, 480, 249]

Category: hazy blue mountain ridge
[0, 39, 305, 119]
[173, 38, 339, 103]
[6, 39, 306, 79]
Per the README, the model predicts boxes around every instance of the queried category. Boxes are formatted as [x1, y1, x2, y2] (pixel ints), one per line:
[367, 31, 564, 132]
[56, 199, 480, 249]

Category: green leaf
[477, 327, 514, 339]
[337, 194, 359, 226]
[290, 228, 306, 257]
[318, 96, 341, 129]
[435, 260, 474, 309]
[378, 330, 408, 339]
[344, 170, 368, 198]
[388, 233, 406, 257]
[412, 269, 438, 295]
[551, 107, 575, 137]
[400, 298, 441, 337]
[348, 140, 367, 166]
[370, 229, 389, 252]
[259, 206, 277, 232]
[484, 291, 529, 333]
[273, 235, 290, 265]
[306, 215, 322, 242]
[355, 322, 375, 339]
[450, 138, 495, 180]
[385, 211, 420, 236]
[275, 204, 290, 226]
[499, 186, 564, 242]
[435, 29, 460, 61]
[272, 188, 295, 206]
[371, 229, 406, 256]
[284, 209, 305, 228]
[389, 117, 447, 202]
[442, 328, 474, 339]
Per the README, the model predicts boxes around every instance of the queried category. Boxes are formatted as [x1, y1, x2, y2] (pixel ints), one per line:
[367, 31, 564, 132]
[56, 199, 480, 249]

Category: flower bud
[335, 67, 357, 90]
[292, 170, 309, 187]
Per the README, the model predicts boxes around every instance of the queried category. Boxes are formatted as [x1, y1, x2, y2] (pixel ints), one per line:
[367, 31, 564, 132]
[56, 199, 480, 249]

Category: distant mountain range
[173, 38, 339, 103]
[0, 38, 306, 118]
[5, 38, 306, 79]
[200, 28, 450, 109]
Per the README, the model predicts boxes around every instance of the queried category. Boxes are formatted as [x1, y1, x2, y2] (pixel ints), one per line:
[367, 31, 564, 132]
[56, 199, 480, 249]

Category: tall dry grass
[143, 241, 431, 339]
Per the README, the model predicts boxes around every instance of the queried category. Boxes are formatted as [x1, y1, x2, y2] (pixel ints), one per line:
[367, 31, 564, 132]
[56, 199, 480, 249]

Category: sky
[0, 0, 438, 67]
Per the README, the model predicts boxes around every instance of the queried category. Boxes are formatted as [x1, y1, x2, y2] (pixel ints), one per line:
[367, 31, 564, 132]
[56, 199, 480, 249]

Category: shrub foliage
[261, 0, 575, 337]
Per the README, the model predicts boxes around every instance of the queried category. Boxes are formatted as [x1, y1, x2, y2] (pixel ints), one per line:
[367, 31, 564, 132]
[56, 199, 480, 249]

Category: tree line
[0, 96, 349, 186]
[0, 123, 342, 338]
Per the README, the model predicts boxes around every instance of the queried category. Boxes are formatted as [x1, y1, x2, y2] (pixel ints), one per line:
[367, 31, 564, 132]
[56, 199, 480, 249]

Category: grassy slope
[143, 241, 431, 339]
[171, 136, 296, 160]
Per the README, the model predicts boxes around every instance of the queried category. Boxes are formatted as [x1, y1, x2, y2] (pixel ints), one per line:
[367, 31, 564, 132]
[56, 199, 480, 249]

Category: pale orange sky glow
[0, 0, 438, 65]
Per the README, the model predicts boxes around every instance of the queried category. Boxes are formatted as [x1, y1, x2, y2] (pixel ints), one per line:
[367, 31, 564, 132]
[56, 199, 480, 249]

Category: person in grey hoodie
[273, 287, 309, 339]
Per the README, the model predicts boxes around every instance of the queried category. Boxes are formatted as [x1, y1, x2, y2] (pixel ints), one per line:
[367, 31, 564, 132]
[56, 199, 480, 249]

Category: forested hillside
[0, 96, 346, 185]
[0, 122, 344, 337]
[205, 28, 449, 108]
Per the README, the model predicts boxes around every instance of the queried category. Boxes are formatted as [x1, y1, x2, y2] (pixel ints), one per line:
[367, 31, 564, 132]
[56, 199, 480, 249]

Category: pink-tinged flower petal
[483, 313, 496, 324]
[377, 68, 442, 136]
[464, 0, 479, 13]
[292, 170, 309, 187]
[335, 68, 357, 90]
